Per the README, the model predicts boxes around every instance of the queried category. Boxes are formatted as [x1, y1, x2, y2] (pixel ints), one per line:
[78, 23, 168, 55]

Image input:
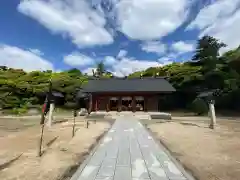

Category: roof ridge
[82, 76, 176, 92]
[89, 77, 166, 80]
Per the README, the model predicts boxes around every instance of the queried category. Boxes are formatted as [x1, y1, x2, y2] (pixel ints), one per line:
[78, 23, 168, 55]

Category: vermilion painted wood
[88, 92, 164, 112]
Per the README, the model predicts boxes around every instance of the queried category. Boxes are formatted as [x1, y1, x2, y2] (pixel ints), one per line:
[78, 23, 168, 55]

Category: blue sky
[0, 0, 240, 76]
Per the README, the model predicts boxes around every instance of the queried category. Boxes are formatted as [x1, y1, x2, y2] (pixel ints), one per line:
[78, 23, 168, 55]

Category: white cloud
[81, 50, 173, 77]
[0, 45, 53, 71]
[80, 54, 165, 77]
[141, 41, 166, 54]
[187, 0, 239, 31]
[104, 56, 117, 65]
[158, 57, 173, 65]
[80, 53, 170, 77]
[187, 0, 240, 53]
[171, 41, 195, 53]
[82, 67, 96, 75]
[117, 50, 128, 58]
[204, 10, 240, 53]
[29, 48, 44, 56]
[18, 0, 113, 47]
[113, 58, 162, 76]
[83, 54, 163, 76]
[116, 0, 190, 40]
[110, 57, 162, 76]
[64, 52, 94, 67]
[55, 69, 63, 73]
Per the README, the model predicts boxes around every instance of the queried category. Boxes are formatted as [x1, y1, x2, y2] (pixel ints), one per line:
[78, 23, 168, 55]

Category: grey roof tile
[81, 78, 176, 93]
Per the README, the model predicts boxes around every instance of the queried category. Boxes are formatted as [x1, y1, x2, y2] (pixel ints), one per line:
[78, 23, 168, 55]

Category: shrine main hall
[79, 77, 176, 112]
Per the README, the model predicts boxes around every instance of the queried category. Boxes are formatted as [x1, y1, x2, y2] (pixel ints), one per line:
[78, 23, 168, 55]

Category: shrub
[61, 102, 76, 110]
[11, 107, 28, 115]
[191, 98, 208, 115]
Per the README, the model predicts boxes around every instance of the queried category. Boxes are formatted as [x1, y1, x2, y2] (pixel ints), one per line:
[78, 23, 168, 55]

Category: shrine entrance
[109, 97, 118, 111]
[91, 94, 161, 112]
[135, 96, 144, 111]
[121, 97, 133, 111]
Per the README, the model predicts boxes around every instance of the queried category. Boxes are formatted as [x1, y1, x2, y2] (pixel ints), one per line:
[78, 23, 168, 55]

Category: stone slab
[71, 116, 193, 180]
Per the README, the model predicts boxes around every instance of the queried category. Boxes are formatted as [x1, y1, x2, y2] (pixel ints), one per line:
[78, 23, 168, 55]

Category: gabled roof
[52, 91, 64, 98]
[76, 90, 89, 99]
[197, 89, 221, 98]
[39, 91, 64, 98]
[81, 77, 176, 93]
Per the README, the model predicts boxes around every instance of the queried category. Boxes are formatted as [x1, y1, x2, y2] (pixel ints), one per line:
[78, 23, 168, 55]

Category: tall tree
[96, 61, 105, 77]
[192, 36, 226, 72]
[67, 68, 82, 77]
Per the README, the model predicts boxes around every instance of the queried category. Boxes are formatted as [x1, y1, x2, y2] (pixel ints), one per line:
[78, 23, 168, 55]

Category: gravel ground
[148, 120, 240, 180]
[0, 117, 110, 180]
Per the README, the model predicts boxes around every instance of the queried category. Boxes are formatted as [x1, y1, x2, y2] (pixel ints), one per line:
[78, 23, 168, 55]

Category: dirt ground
[148, 120, 240, 180]
[0, 116, 110, 180]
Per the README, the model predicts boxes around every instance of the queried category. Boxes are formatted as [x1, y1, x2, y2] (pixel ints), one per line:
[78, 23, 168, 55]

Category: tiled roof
[81, 77, 176, 93]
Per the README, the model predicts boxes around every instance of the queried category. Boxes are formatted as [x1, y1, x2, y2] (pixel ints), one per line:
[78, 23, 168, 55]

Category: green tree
[191, 98, 208, 115]
[0, 67, 88, 113]
[193, 35, 226, 72]
[96, 61, 105, 76]
[67, 68, 82, 77]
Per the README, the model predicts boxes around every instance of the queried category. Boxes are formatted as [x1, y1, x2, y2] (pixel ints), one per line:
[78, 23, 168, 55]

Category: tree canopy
[1, 36, 240, 114]
[129, 36, 240, 112]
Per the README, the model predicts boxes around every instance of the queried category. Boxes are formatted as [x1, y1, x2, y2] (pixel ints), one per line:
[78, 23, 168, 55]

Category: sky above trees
[1, 0, 240, 76]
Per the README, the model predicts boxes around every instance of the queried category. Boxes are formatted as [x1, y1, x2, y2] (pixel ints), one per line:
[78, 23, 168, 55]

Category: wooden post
[86, 94, 92, 128]
[209, 100, 216, 129]
[72, 116, 75, 137]
[84, 118, 88, 128]
[47, 103, 54, 128]
[38, 114, 45, 157]
[72, 110, 77, 137]
[38, 78, 52, 156]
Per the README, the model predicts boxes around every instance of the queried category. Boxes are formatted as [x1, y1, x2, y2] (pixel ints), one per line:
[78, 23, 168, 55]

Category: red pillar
[88, 95, 92, 114]
[106, 97, 110, 112]
[132, 96, 136, 112]
[118, 97, 122, 112]
[95, 97, 98, 111]
[144, 96, 148, 112]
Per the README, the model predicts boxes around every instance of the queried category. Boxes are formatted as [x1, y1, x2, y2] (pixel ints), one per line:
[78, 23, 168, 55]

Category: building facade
[78, 77, 175, 112]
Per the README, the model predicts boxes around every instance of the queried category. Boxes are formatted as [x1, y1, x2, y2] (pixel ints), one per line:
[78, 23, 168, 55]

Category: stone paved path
[71, 116, 191, 180]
